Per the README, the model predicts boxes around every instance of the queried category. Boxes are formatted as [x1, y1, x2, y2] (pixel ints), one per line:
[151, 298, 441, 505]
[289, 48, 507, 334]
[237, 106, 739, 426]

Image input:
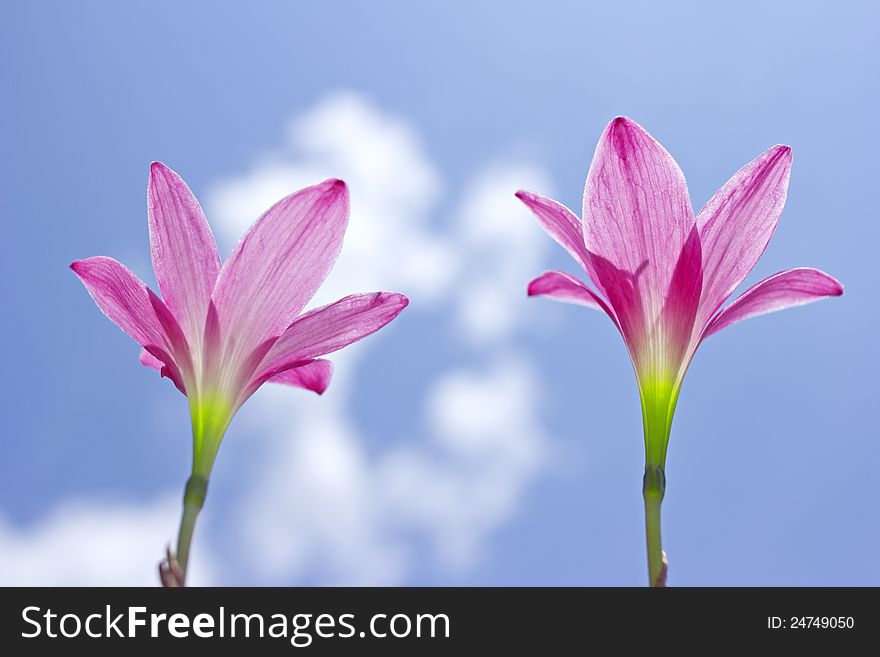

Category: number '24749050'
[768, 616, 854, 630]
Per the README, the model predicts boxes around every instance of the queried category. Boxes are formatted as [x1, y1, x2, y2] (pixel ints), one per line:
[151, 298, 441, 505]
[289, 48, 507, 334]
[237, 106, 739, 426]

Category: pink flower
[518, 117, 842, 585]
[71, 163, 407, 583]
[73, 162, 408, 475]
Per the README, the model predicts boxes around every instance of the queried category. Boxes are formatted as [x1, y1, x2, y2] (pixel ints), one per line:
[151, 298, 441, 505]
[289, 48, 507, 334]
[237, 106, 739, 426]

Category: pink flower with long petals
[518, 117, 842, 586]
[71, 163, 408, 584]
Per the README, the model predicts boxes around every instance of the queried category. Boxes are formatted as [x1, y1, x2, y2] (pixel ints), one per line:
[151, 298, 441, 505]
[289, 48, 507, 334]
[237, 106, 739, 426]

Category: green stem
[642, 465, 666, 587]
[175, 475, 208, 582]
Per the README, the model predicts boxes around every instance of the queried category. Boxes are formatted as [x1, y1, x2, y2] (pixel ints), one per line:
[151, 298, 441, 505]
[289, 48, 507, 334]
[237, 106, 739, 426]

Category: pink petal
[262, 292, 409, 368]
[659, 226, 704, 367]
[139, 346, 187, 394]
[696, 145, 792, 325]
[71, 257, 184, 355]
[139, 348, 164, 370]
[267, 359, 333, 395]
[138, 347, 186, 393]
[211, 179, 349, 353]
[71, 256, 189, 392]
[582, 117, 695, 330]
[527, 270, 615, 318]
[147, 162, 221, 344]
[515, 190, 592, 272]
[703, 268, 843, 338]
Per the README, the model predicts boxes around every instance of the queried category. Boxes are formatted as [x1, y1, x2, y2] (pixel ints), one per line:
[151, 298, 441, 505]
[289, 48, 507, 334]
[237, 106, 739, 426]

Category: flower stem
[174, 474, 208, 584]
[642, 465, 666, 587]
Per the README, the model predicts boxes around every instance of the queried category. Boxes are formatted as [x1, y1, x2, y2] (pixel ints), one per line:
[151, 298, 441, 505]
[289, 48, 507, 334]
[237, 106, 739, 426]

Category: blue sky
[1, 1, 877, 585]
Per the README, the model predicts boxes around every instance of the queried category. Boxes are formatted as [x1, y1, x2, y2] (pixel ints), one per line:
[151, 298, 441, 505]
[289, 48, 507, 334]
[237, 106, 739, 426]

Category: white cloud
[0, 494, 215, 586]
[235, 391, 411, 585]
[452, 165, 553, 343]
[2, 92, 557, 586]
[232, 353, 545, 584]
[207, 93, 556, 584]
[208, 91, 454, 307]
[385, 356, 546, 569]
